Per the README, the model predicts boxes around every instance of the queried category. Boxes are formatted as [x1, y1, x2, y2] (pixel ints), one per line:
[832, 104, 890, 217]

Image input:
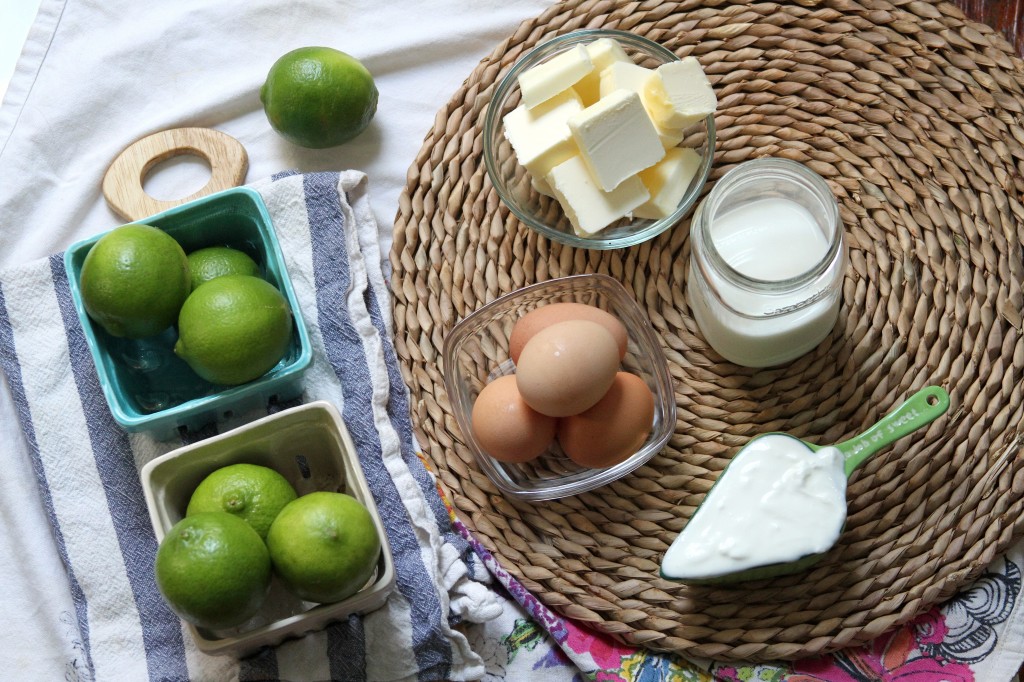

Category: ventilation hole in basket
[295, 455, 311, 479]
[223, 410, 233, 420]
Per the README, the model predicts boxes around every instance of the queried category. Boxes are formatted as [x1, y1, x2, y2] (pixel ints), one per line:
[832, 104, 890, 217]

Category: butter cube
[567, 89, 665, 192]
[573, 38, 632, 106]
[598, 60, 652, 99]
[546, 156, 650, 237]
[599, 61, 686, 149]
[518, 44, 593, 109]
[531, 174, 555, 197]
[503, 89, 583, 179]
[652, 120, 687, 150]
[643, 57, 717, 129]
[634, 147, 702, 219]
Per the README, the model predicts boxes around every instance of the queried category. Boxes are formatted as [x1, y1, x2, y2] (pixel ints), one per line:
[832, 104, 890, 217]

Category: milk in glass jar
[688, 158, 846, 367]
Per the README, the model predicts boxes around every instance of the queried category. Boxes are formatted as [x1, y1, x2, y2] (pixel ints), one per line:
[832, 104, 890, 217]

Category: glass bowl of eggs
[442, 274, 676, 500]
[482, 28, 717, 250]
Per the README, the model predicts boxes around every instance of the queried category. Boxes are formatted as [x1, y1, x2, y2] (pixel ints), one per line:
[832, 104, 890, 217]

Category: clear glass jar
[688, 158, 846, 367]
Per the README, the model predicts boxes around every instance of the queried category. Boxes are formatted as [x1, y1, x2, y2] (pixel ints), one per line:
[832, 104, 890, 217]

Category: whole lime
[155, 512, 271, 630]
[186, 463, 297, 539]
[186, 246, 260, 291]
[79, 224, 190, 338]
[173, 274, 292, 386]
[259, 46, 378, 149]
[266, 492, 381, 604]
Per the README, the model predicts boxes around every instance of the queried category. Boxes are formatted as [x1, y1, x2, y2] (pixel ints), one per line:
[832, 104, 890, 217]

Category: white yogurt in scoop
[661, 434, 848, 580]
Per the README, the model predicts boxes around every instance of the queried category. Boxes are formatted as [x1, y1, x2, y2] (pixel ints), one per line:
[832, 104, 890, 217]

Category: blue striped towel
[0, 170, 501, 681]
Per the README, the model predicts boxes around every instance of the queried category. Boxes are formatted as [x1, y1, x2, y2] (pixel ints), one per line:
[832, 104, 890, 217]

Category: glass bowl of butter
[483, 29, 716, 250]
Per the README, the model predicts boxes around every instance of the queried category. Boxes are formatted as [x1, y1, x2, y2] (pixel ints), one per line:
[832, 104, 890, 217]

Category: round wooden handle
[102, 127, 249, 222]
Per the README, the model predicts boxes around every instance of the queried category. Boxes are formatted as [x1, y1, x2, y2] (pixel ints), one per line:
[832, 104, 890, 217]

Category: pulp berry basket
[140, 400, 395, 656]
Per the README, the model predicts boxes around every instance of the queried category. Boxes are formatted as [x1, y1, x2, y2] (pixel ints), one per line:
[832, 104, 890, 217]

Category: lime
[266, 492, 381, 604]
[186, 463, 297, 539]
[173, 274, 292, 386]
[186, 246, 260, 291]
[79, 224, 190, 338]
[259, 46, 378, 149]
[155, 512, 271, 630]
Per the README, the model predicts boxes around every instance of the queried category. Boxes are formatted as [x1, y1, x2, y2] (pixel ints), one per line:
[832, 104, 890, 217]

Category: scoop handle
[835, 386, 950, 477]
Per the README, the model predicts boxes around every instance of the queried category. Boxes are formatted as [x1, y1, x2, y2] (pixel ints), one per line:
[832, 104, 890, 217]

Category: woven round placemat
[390, 0, 1024, 663]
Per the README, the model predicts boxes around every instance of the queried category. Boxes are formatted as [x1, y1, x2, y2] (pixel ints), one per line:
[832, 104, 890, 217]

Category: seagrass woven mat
[389, 0, 1024, 663]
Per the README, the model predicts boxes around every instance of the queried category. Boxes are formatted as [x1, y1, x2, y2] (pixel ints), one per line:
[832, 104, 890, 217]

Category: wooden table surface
[957, 0, 1024, 54]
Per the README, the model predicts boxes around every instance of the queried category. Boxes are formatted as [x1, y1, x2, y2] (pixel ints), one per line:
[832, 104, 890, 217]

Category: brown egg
[515, 319, 620, 418]
[509, 302, 628, 364]
[471, 375, 556, 463]
[557, 372, 655, 468]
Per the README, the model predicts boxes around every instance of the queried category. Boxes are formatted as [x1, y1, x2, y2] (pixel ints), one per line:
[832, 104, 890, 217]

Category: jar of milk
[688, 158, 846, 367]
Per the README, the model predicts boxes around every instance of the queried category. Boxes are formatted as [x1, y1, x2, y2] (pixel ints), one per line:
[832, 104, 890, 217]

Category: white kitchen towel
[0, 169, 500, 682]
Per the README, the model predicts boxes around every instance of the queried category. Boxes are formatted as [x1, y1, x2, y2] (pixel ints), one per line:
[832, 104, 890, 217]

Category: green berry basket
[64, 186, 313, 440]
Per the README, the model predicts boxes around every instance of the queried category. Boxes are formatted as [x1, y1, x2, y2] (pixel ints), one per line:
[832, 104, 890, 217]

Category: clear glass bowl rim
[482, 28, 717, 251]
[441, 273, 677, 500]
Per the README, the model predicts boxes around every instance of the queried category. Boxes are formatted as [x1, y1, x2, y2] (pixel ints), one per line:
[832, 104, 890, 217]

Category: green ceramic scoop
[661, 385, 951, 584]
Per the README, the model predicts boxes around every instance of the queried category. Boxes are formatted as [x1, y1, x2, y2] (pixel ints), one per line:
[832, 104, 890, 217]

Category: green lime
[266, 492, 381, 604]
[186, 247, 260, 291]
[79, 224, 190, 339]
[259, 46, 378, 149]
[173, 274, 292, 386]
[155, 512, 271, 630]
[186, 463, 297, 539]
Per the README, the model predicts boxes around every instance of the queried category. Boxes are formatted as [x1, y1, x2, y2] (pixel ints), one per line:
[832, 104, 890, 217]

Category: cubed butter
[546, 156, 650, 237]
[643, 56, 716, 129]
[518, 44, 593, 109]
[599, 61, 686, 149]
[634, 147, 702, 219]
[598, 60, 652, 99]
[573, 37, 632, 106]
[567, 89, 665, 192]
[531, 174, 555, 197]
[652, 119, 687, 150]
[503, 89, 583, 178]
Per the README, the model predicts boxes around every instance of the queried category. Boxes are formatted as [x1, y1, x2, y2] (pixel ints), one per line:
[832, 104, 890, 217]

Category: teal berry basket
[64, 187, 313, 440]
